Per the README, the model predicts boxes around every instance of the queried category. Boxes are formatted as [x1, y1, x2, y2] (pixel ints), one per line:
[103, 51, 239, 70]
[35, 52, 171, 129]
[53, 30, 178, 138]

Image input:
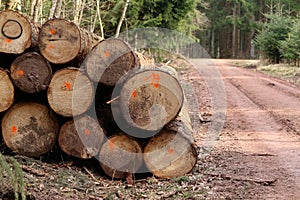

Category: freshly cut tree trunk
[1, 102, 59, 157]
[10, 52, 52, 93]
[98, 133, 143, 179]
[47, 67, 94, 117]
[39, 18, 101, 65]
[0, 10, 34, 54]
[143, 65, 197, 178]
[143, 130, 197, 179]
[83, 38, 139, 86]
[114, 68, 184, 133]
[58, 115, 105, 159]
[0, 68, 14, 112]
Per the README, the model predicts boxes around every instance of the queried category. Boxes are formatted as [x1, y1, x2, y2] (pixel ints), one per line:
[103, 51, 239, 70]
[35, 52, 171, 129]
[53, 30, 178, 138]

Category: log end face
[1, 102, 59, 157]
[144, 132, 198, 178]
[39, 19, 81, 64]
[0, 68, 14, 112]
[0, 10, 32, 54]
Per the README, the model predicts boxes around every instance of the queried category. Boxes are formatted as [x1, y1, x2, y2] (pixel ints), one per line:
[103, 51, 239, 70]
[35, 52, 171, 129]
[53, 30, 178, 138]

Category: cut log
[47, 67, 94, 117]
[143, 131, 197, 179]
[143, 65, 197, 178]
[0, 10, 34, 54]
[83, 38, 139, 86]
[98, 133, 143, 178]
[0, 68, 14, 112]
[58, 115, 105, 159]
[1, 102, 59, 157]
[10, 52, 52, 93]
[38, 18, 101, 65]
[113, 68, 184, 133]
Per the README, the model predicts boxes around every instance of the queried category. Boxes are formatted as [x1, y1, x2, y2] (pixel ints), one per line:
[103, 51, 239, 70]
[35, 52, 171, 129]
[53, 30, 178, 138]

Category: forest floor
[1, 58, 300, 200]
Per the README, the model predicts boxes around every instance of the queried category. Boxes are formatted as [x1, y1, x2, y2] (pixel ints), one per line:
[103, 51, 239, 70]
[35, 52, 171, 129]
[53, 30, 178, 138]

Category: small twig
[248, 153, 276, 157]
[106, 96, 120, 104]
[206, 172, 277, 186]
[83, 166, 98, 182]
[22, 165, 48, 177]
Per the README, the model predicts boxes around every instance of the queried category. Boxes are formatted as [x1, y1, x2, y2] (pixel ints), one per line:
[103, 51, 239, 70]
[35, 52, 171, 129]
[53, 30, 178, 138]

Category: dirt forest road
[197, 59, 300, 199]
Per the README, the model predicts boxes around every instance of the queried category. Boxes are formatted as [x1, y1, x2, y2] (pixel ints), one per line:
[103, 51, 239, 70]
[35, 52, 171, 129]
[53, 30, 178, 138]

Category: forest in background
[0, 0, 299, 64]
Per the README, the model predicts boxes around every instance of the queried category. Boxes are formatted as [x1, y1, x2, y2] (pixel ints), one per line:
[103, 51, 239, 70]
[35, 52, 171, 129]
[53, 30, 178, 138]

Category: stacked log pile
[0, 10, 198, 179]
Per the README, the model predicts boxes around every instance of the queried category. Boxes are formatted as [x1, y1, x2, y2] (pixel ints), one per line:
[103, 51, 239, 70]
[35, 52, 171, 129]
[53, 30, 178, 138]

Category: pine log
[113, 68, 184, 133]
[39, 18, 101, 65]
[0, 10, 35, 54]
[83, 38, 139, 86]
[0, 68, 14, 112]
[98, 133, 143, 178]
[47, 67, 94, 117]
[58, 115, 105, 159]
[1, 102, 59, 157]
[143, 65, 197, 178]
[10, 52, 52, 93]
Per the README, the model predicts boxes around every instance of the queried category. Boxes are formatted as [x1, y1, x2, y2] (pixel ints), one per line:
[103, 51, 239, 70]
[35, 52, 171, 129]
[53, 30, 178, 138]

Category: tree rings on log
[0, 10, 32, 54]
[10, 52, 52, 93]
[98, 133, 143, 178]
[115, 69, 184, 132]
[1, 102, 59, 157]
[144, 131, 197, 179]
[0, 68, 14, 112]
[47, 68, 94, 117]
[83, 38, 139, 86]
[39, 19, 86, 64]
[58, 115, 105, 159]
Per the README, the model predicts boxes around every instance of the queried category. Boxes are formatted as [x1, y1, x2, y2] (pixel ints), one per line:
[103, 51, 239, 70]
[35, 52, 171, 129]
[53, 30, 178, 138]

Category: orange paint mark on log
[104, 51, 110, 57]
[144, 73, 160, 88]
[168, 148, 174, 154]
[65, 81, 72, 90]
[49, 44, 54, 49]
[109, 141, 115, 150]
[5, 38, 12, 43]
[84, 129, 91, 136]
[49, 29, 56, 35]
[132, 90, 137, 98]
[17, 69, 24, 76]
[11, 126, 17, 134]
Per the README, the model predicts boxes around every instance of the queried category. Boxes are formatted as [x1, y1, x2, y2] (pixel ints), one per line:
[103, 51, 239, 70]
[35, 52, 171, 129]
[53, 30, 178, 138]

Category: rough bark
[0, 10, 33, 54]
[10, 52, 52, 93]
[47, 67, 94, 117]
[0, 68, 14, 112]
[114, 68, 184, 133]
[1, 102, 59, 157]
[98, 133, 143, 179]
[83, 38, 139, 86]
[58, 115, 105, 159]
[38, 18, 101, 65]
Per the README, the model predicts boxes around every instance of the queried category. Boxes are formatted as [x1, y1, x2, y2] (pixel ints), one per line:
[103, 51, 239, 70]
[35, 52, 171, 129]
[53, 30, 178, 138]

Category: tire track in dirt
[211, 60, 300, 199]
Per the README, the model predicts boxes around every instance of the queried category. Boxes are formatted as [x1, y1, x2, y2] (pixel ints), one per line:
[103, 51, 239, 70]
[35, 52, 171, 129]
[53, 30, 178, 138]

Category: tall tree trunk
[96, 0, 104, 38]
[48, 0, 58, 19]
[5, 0, 21, 11]
[115, 0, 130, 38]
[232, 2, 237, 58]
[53, 0, 62, 18]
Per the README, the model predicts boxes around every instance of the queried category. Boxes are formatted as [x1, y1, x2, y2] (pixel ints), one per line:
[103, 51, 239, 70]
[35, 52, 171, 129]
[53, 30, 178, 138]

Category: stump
[83, 38, 139, 86]
[1, 102, 59, 157]
[0, 68, 14, 112]
[114, 68, 184, 133]
[47, 67, 94, 117]
[0, 10, 33, 54]
[10, 52, 52, 93]
[98, 133, 143, 178]
[58, 115, 105, 159]
[39, 18, 101, 65]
